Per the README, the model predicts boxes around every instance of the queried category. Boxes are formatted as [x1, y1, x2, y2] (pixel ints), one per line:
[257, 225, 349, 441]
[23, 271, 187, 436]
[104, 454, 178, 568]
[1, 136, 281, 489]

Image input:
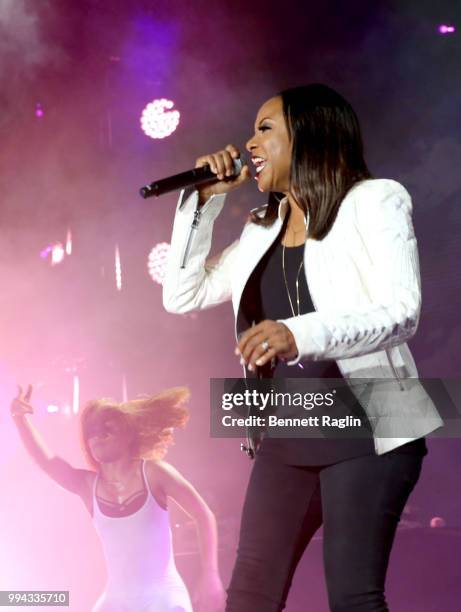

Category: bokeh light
[438, 24, 456, 34]
[65, 229, 72, 255]
[41, 234, 72, 266]
[51, 243, 65, 266]
[147, 242, 170, 285]
[140, 98, 180, 139]
[40, 245, 52, 259]
[115, 245, 122, 291]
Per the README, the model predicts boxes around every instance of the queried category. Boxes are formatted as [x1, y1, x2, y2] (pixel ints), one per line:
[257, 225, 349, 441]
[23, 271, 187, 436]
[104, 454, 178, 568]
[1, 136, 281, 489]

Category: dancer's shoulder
[143, 460, 169, 510]
[145, 460, 209, 515]
[145, 459, 183, 483]
[145, 459, 196, 497]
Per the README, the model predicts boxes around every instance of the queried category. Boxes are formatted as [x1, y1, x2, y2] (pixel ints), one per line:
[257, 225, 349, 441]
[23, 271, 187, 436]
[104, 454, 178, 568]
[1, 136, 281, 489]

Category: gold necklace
[282, 242, 304, 317]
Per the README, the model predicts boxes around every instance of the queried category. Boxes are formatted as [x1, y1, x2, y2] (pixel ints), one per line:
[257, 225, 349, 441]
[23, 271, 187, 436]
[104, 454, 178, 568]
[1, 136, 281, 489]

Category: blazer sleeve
[162, 188, 239, 314]
[279, 180, 422, 362]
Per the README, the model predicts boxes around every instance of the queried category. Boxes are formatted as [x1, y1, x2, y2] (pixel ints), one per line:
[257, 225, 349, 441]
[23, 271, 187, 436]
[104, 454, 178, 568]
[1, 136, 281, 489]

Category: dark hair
[250, 84, 372, 240]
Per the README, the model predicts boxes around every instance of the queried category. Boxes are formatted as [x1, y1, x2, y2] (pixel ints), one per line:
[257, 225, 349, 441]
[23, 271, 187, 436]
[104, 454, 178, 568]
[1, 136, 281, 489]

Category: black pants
[226, 450, 424, 612]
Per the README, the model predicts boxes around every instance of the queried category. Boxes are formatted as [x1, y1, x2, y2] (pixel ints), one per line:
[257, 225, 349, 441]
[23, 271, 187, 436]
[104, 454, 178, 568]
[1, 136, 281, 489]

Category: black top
[238, 226, 427, 465]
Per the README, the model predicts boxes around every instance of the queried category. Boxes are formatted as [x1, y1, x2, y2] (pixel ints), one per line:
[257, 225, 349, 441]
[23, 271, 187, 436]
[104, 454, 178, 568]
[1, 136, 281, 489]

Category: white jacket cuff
[278, 315, 328, 366]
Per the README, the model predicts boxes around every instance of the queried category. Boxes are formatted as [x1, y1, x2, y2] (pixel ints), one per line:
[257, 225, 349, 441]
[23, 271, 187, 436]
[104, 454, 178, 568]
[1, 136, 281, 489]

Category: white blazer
[163, 179, 443, 454]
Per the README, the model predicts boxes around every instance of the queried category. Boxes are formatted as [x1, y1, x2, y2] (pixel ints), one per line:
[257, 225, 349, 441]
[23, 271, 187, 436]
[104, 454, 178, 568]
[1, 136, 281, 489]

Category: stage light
[65, 229, 72, 255]
[115, 245, 123, 291]
[35, 102, 44, 118]
[140, 98, 180, 139]
[41, 234, 72, 266]
[40, 245, 52, 259]
[430, 516, 447, 527]
[438, 24, 456, 34]
[147, 242, 170, 285]
[51, 243, 65, 266]
[47, 405, 59, 414]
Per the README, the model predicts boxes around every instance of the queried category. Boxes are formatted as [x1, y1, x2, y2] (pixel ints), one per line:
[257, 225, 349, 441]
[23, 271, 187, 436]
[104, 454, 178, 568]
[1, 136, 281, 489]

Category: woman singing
[11, 384, 225, 612]
[162, 84, 442, 611]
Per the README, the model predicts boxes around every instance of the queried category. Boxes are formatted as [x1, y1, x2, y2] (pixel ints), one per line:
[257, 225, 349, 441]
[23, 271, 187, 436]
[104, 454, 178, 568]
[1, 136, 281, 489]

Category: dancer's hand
[11, 384, 34, 418]
[195, 144, 251, 204]
[193, 571, 226, 612]
[236, 319, 299, 371]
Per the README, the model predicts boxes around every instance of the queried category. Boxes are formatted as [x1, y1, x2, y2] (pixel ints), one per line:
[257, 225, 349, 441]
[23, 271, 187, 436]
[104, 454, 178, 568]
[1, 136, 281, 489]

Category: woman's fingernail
[248, 363, 254, 372]
[240, 357, 245, 366]
[234, 347, 240, 355]
[255, 359, 262, 366]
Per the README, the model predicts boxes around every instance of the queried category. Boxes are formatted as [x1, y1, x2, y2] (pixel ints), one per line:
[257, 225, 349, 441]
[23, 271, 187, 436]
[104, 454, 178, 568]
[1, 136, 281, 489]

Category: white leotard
[91, 460, 193, 612]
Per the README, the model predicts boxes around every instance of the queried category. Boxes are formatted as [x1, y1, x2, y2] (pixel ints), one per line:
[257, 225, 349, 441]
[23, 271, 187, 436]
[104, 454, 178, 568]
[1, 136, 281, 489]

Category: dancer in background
[163, 84, 442, 610]
[11, 384, 225, 612]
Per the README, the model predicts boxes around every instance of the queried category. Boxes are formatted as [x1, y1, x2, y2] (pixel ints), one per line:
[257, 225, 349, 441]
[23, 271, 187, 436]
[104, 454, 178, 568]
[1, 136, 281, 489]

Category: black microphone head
[140, 184, 159, 198]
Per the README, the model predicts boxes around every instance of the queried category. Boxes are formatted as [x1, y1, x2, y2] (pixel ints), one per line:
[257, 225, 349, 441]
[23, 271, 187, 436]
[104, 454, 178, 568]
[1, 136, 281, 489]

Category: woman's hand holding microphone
[195, 144, 251, 205]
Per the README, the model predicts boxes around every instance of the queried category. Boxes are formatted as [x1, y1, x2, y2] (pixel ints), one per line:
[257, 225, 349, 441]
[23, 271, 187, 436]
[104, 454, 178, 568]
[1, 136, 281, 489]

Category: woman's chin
[255, 177, 268, 193]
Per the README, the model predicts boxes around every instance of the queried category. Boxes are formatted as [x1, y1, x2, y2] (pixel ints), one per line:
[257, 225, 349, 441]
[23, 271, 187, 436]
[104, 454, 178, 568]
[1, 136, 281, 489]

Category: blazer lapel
[231, 217, 283, 319]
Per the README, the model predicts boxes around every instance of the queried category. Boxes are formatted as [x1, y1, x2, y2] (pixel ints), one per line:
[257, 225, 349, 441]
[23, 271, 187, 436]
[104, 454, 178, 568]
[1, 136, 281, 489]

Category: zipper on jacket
[180, 208, 202, 269]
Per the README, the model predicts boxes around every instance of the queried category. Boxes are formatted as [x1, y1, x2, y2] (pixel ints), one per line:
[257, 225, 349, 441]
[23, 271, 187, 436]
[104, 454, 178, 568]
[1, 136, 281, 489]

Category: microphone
[139, 156, 246, 199]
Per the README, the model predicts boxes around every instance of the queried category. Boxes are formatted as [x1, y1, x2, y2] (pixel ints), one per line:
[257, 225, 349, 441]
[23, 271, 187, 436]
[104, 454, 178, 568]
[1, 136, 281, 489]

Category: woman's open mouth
[251, 156, 267, 180]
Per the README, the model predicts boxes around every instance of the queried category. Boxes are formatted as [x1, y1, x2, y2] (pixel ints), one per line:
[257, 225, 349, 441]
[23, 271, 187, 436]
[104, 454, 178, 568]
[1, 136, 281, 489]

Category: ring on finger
[261, 340, 270, 352]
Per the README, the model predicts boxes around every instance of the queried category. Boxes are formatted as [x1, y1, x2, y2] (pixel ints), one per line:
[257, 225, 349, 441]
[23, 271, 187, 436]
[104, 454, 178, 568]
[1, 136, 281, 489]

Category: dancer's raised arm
[11, 385, 92, 497]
